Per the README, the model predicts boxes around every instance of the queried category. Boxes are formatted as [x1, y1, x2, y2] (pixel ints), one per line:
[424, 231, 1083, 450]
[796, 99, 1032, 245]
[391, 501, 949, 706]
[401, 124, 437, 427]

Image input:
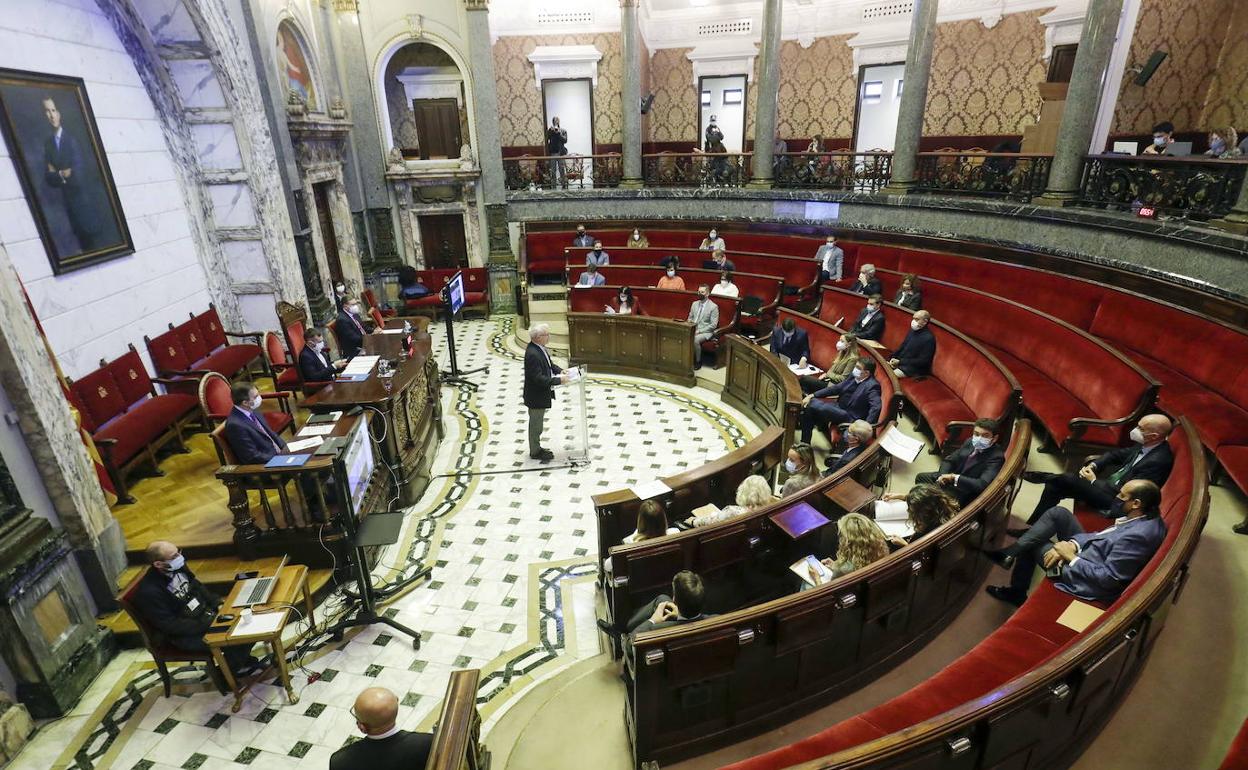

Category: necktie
[247, 410, 280, 452]
[959, 449, 980, 473]
[1108, 449, 1143, 486]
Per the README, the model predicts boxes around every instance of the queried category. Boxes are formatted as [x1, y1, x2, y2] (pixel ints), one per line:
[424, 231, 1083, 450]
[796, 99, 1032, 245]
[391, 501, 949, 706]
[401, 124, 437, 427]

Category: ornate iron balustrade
[503, 153, 623, 191]
[772, 151, 893, 192]
[1078, 154, 1248, 219]
[641, 152, 752, 188]
[914, 152, 1052, 201]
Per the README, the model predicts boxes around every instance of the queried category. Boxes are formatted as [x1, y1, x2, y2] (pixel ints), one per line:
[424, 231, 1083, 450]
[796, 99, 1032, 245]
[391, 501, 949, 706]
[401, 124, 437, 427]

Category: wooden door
[418, 214, 468, 269]
[412, 98, 462, 159]
[312, 181, 343, 284]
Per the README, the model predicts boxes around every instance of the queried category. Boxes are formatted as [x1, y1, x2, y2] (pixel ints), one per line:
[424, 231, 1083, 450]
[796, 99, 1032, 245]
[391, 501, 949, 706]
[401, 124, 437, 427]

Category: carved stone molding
[463, 0, 489, 11]
[686, 40, 759, 85]
[1039, 2, 1087, 60]
[527, 45, 604, 90]
[846, 29, 911, 70]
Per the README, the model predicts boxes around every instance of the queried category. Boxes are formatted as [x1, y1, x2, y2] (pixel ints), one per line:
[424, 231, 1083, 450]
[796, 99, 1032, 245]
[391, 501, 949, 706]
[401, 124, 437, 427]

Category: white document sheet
[632, 479, 672, 500]
[229, 611, 284, 638]
[342, 355, 381, 375]
[880, 425, 924, 464]
[286, 436, 324, 452]
[296, 425, 336, 437]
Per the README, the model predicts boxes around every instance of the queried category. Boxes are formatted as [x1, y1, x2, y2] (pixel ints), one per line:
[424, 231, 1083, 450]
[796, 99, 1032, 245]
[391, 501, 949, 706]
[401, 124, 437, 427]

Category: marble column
[464, 0, 518, 313]
[620, 0, 643, 187]
[1037, 0, 1125, 205]
[746, 0, 783, 188]
[882, 0, 940, 194]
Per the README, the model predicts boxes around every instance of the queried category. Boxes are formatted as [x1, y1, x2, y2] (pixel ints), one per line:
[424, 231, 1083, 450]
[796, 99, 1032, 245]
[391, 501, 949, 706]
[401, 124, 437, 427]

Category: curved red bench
[67, 348, 198, 504]
[568, 285, 739, 344]
[867, 269, 1158, 450]
[401, 267, 489, 316]
[818, 286, 1021, 451]
[725, 420, 1207, 770]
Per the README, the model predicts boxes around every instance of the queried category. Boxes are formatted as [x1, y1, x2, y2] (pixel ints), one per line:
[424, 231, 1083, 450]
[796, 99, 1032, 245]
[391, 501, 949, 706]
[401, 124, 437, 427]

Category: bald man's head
[1136, 414, 1172, 445]
[353, 687, 400, 735]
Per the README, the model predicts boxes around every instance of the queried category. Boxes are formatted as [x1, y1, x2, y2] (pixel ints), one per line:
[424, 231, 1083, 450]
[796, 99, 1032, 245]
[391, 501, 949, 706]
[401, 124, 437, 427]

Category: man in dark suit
[799, 357, 882, 443]
[888, 310, 936, 377]
[223, 382, 287, 464]
[849, 264, 882, 295]
[572, 224, 594, 247]
[133, 541, 257, 677]
[330, 687, 433, 770]
[335, 297, 369, 358]
[41, 95, 100, 252]
[914, 418, 1004, 506]
[770, 317, 810, 363]
[849, 295, 886, 341]
[298, 328, 345, 384]
[627, 570, 708, 636]
[524, 323, 566, 462]
[824, 419, 873, 476]
[1017, 414, 1173, 530]
[985, 480, 1167, 607]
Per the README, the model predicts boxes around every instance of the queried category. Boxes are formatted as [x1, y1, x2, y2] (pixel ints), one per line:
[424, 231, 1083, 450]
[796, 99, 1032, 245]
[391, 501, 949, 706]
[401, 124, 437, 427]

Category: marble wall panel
[129, 0, 200, 43]
[0, 0, 214, 380]
[208, 182, 258, 228]
[237, 292, 279, 331]
[189, 123, 244, 170]
[166, 59, 227, 109]
[221, 239, 271, 283]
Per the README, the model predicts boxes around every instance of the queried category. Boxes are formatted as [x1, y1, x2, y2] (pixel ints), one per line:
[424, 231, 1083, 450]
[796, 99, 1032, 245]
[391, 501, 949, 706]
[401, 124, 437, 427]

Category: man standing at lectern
[524, 324, 567, 462]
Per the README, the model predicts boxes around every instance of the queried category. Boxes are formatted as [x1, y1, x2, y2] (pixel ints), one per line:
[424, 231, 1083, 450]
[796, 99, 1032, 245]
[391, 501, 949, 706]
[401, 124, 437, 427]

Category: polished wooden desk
[204, 564, 314, 712]
[303, 330, 443, 506]
[567, 312, 696, 387]
[720, 333, 802, 437]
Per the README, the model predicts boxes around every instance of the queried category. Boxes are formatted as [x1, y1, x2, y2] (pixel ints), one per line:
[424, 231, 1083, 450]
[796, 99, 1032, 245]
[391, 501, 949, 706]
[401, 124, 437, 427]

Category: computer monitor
[446, 271, 466, 315]
[341, 418, 376, 513]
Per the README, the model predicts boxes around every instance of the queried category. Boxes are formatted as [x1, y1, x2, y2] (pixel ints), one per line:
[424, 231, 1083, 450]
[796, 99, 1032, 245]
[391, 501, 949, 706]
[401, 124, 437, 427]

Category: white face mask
[865, 304, 877, 314]
[720, 278, 729, 285]
[911, 320, 922, 331]
[164, 553, 186, 572]
[971, 435, 992, 451]
[312, 340, 324, 353]
[335, 284, 345, 296]
[709, 232, 717, 239]
[784, 458, 798, 473]
[249, 394, 263, 410]
[633, 232, 640, 240]
[667, 269, 675, 277]
[836, 340, 847, 351]
[1130, 426, 1147, 444]
[851, 366, 863, 379]
[348, 304, 361, 315]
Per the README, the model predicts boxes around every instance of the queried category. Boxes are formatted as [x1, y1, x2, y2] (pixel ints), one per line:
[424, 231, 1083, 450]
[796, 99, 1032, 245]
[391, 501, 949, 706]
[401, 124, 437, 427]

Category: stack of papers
[789, 363, 823, 376]
[631, 479, 672, 500]
[229, 611, 284, 637]
[296, 424, 336, 437]
[342, 355, 381, 377]
[880, 425, 924, 463]
[286, 437, 324, 452]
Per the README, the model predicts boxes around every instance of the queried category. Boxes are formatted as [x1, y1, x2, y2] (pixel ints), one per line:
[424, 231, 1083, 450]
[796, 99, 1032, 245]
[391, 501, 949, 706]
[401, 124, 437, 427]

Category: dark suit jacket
[931, 439, 1005, 506]
[850, 308, 885, 341]
[850, 277, 882, 296]
[335, 310, 368, 358]
[813, 376, 882, 424]
[824, 443, 865, 476]
[1093, 442, 1174, 490]
[329, 730, 434, 770]
[523, 342, 563, 409]
[770, 326, 810, 362]
[1055, 515, 1167, 603]
[572, 233, 594, 247]
[298, 346, 336, 384]
[223, 407, 287, 465]
[894, 290, 923, 310]
[893, 327, 936, 377]
[133, 566, 219, 647]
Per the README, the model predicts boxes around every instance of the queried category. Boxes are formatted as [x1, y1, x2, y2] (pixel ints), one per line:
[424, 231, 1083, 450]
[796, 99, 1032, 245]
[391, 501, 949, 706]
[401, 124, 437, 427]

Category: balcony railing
[914, 152, 1052, 201]
[503, 153, 623, 191]
[642, 151, 752, 188]
[772, 151, 894, 192]
[1078, 154, 1248, 219]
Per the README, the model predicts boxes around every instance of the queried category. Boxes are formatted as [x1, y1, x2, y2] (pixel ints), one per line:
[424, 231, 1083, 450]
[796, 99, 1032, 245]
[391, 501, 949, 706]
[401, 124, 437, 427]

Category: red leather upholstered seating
[1220, 717, 1248, 770]
[144, 305, 263, 383]
[568, 285, 738, 338]
[68, 348, 198, 503]
[402, 267, 489, 316]
[725, 425, 1198, 770]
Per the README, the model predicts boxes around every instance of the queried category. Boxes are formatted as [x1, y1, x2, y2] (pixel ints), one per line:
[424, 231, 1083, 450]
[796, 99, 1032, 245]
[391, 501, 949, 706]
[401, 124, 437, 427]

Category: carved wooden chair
[197, 371, 294, 438]
[117, 571, 227, 697]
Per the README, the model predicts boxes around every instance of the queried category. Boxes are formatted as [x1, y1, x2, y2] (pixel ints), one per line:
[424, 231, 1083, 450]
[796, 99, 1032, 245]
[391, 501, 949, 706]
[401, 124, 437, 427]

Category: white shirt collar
[366, 725, 401, 740]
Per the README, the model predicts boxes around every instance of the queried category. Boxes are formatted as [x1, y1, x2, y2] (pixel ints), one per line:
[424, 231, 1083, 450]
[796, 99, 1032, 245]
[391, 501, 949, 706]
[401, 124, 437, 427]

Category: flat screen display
[341, 419, 375, 512]
[447, 271, 465, 315]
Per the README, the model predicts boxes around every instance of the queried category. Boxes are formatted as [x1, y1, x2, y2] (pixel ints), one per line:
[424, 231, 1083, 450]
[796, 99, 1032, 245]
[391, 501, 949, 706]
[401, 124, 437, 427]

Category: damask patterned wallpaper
[647, 47, 697, 144]
[923, 11, 1047, 137]
[492, 33, 624, 149]
[1201, 1, 1248, 130]
[1110, 0, 1233, 134]
[776, 37, 857, 145]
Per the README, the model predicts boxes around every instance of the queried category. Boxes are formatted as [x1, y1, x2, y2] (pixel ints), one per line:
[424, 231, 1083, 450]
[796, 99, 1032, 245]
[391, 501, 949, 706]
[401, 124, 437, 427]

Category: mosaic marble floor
[10, 316, 758, 770]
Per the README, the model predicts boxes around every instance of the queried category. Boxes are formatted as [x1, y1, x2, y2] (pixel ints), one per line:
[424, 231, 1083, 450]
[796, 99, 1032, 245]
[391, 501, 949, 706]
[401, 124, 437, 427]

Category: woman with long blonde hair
[804, 513, 890, 588]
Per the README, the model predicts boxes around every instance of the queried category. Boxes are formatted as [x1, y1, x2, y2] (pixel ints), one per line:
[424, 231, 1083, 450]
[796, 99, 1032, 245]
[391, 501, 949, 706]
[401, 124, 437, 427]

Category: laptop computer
[232, 554, 288, 608]
[1167, 141, 1193, 157]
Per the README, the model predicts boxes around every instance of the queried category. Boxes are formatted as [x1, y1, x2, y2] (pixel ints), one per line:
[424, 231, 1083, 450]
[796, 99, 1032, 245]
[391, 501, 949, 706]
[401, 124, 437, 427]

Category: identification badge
[186, 597, 201, 612]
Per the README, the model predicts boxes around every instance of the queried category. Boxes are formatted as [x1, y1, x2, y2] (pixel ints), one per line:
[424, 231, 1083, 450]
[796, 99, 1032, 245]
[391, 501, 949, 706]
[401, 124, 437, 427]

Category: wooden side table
[204, 565, 314, 712]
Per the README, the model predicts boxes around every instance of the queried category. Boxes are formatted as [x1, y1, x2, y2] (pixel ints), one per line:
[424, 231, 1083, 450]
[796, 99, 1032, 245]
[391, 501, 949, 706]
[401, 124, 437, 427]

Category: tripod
[323, 509, 430, 649]
[441, 291, 487, 389]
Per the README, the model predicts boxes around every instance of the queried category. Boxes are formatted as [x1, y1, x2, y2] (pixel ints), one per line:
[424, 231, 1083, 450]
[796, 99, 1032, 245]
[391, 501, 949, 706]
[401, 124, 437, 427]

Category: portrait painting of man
[0, 68, 132, 274]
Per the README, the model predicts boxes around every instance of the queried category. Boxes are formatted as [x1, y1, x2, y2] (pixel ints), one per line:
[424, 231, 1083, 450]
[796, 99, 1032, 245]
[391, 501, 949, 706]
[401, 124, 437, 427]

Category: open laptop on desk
[232, 554, 288, 608]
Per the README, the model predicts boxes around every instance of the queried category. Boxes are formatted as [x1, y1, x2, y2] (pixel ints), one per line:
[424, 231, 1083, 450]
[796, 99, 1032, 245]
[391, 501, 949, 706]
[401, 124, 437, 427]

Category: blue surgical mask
[165, 553, 186, 572]
[1211, 138, 1226, 154]
[971, 435, 992, 451]
[784, 459, 798, 473]
[667, 269, 675, 277]
[1153, 136, 1167, 147]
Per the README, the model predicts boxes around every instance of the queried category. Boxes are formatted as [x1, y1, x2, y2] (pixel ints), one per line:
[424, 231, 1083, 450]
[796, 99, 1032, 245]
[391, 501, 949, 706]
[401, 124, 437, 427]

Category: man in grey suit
[626, 570, 707, 635]
[687, 285, 718, 368]
[985, 479, 1166, 607]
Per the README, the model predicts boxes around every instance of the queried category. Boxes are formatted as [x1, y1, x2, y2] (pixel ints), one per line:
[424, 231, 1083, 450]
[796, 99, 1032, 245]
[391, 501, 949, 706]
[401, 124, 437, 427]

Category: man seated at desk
[224, 382, 288, 464]
[336, 297, 371, 358]
[133, 541, 260, 678]
[299, 328, 346, 384]
[626, 570, 709, 636]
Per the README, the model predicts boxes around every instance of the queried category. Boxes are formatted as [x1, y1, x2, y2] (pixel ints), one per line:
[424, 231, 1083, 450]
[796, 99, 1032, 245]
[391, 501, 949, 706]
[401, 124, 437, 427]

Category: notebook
[265, 453, 311, 468]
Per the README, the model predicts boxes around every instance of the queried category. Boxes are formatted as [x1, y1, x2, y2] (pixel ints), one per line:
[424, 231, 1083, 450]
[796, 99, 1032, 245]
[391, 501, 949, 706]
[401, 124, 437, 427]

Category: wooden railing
[915, 152, 1053, 201]
[503, 153, 624, 190]
[425, 669, 489, 770]
[642, 151, 753, 187]
[1078, 153, 1248, 219]
[772, 151, 894, 193]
